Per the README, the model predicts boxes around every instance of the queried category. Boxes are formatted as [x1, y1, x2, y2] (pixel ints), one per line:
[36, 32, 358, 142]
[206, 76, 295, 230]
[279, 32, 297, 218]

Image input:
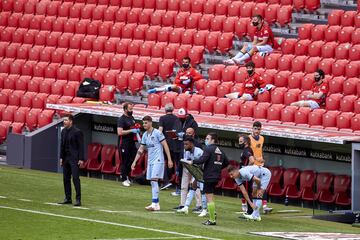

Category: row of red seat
[220, 166, 351, 206]
[328, 10, 360, 28]
[208, 66, 360, 91]
[0, 0, 293, 26]
[148, 92, 360, 131]
[0, 108, 55, 142]
[81, 143, 147, 178]
[298, 24, 360, 44]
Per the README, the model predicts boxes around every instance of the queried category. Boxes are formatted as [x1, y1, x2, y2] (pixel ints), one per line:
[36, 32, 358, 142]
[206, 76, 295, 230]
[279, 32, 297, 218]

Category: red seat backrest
[300, 170, 316, 189]
[316, 172, 334, 192]
[283, 168, 300, 186]
[333, 175, 350, 194]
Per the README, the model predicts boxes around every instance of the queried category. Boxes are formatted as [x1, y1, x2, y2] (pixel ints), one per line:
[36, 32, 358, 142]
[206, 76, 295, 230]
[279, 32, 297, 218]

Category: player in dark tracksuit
[190, 132, 229, 226]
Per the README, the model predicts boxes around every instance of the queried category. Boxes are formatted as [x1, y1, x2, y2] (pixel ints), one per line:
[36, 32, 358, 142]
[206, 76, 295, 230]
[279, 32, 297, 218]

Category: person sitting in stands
[224, 15, 275, 65]
[148, 57, 203, 94]
[225, 61, 267, 100]
[290, 69, 328, 110]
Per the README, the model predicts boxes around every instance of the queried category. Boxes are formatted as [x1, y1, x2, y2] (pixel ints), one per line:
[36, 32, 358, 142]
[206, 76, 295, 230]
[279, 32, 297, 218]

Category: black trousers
[119, 141, 137, 181]
[246, 180, 253, 215]
[63, 158, 81, 201]
[163, 151, 180, 185]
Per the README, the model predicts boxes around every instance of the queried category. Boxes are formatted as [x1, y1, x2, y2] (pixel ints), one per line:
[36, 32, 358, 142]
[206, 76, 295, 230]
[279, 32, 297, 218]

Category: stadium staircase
[0, 0, 359, 144]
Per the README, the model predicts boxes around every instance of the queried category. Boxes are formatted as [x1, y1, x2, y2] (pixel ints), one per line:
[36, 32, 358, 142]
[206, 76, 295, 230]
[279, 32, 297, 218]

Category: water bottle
[279, 159, 283, 167]
[284, 195, 289, 206]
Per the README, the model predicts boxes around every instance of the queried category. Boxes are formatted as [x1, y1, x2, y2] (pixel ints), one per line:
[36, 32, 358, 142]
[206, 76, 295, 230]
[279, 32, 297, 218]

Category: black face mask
[127, 111, 133, 116]
[314, 76, 321, 82]
[252, 22, 259, 27]
[182, 63, 189, 69]
[238, 143, 245, 149]
[247, 69, 254, 75]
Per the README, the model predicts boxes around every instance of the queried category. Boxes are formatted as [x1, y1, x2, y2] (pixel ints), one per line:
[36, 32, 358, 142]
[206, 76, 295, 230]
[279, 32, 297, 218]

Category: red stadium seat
[253, 102, 271, 120]
[188, 46, 205, 65]
[334, 175, 351, 206]
[186, 13, 201, 29]
[226, 99, 242, 117]
[349, 45, 360, 61]
[321, 42, 338, 59]
[341, 11, 357, 27]
[200, 96, 218, 115]
[218, 33, 234, 53]
[100, 145, 117, 174]
[308, 41, 324, 57]
[335, 43, 350, 59]
[163, 43, 179, 60]
[287, 170, 316, 200]
[328, 77, 345, 95]
[148, 94, 161, 109]
[316, 172, 334, 203]
[284, 89, 301, 106]
[343, 78, 358, 95]
[187, 95, 204, 114]
[338, 27, 354, 43]
[194, 30, 209, 46]
[115, 71, 131, 93]
[267, 103, 284, 122]
[161, 92, 178, 108]
[204, 80, 220, 97]
[268, 168, 300, 197]
[213, 98, 231, 116]
[206, 32, 221, 53]
[277, 5, 293, 26]
[340, 95, 357, 112]
[221, 66, 239, 82]
[311, 25, 327, 41]
[336, 112, 354, 130]
[308, 109, 326, 127]
[274, 71, 291, 88]
[234, 18, 250, 38]
[281, 105, 298, 123]
[294, 39, 311, 56]
[332, 59, 348, 77]
[345, 61, 360, 78]
[99, 86, 115, 102]
[198, 14, 213, 31]
[262, 69, 278, 85]
[304, 0, 320, 11]
[208, 65, 226, 81]
[38, 110, 55, 128]
[322, 110, 340, 128]
[14, 106, 30, 123]
[281, 38, 297, 55]
[265, 53, 281, 69]
[353, 29, 360, 44]
[328, 10, 344, 26]
[298, 24, 314, 40]
[175, 12, 190, 29]
[325, 26, 341, 42]
[2, 105, 18, 122]
[277, 54, 295, 71]
[294, 107, 311, 124]
[159, 59, 175, 80]
[271, 87, 287, 104]
[239, 101, 257, 119]
[217, 82, 233, 98]
[173, 93, 187, 110]
[304, 57, 321, 74]
[128, 73, 145, 93]
[326, 93, 343, 111]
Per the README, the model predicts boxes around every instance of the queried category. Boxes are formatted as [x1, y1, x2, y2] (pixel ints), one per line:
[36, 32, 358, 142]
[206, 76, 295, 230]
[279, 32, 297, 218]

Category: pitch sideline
[0, 205, 222, 240]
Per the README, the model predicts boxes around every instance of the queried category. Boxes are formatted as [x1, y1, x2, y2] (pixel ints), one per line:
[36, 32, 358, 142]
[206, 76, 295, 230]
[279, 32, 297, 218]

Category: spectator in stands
[158, 104, 182, 195]
[59, 114, 84, 207]
[132, 116, 173, 211]
[228, 164, 271, 222]
[290, 69, 328, 109]
[185, 132, 229, 226]
[224, 15, 274, 65]
[178, 108, 199, 135]
[225, 61, 267, 100]
[238, 134, 255, 214]
[177, 136, 205, 215]
[117, 102, 139, 187]
[147, 57, 203, 94]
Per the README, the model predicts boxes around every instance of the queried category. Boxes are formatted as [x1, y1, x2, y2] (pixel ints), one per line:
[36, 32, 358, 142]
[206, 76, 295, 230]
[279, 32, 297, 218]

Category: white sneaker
[263, 207, 273, 214]
[198, 209, 208, 217]
[176, 206, 189, 214]
[145, 203, 160, 211]
[243, 213, 261, 222]
[122, 180, 130, 187]
[171, 191, 180, 196]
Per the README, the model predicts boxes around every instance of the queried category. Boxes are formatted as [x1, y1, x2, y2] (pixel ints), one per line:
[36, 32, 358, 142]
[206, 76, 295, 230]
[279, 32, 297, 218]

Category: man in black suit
[59, 114, 84, 206]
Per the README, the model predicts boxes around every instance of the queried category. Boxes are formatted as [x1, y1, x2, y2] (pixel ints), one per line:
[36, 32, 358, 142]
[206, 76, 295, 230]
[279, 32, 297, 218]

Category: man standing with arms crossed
[132, 116, 173, 211]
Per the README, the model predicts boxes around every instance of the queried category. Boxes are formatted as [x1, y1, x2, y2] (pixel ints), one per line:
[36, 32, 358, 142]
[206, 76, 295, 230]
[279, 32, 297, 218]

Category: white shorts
[245, 43, 273, 53]
[298, 100, 320, 110]
[146, 163, 164, 180]
[252, 167, 272, 191]
[241, 93, 253, 101]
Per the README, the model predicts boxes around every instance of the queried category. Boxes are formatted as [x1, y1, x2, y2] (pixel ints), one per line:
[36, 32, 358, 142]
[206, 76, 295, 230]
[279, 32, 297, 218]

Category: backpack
[76, 78, 101, 99]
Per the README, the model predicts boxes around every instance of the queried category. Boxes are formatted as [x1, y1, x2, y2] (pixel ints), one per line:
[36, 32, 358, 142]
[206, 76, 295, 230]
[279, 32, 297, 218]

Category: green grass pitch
[0, 166, 359, 240]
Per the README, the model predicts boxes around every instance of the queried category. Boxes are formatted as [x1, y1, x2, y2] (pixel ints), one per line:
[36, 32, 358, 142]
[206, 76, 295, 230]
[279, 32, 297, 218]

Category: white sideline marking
[72, 206, 89, 210]
[18, 199, 33, 202]
[151, 211, 174, 214]
[0, 196, 7, 199]
[0, 205, 222, 240]
[44, 202, 61, 206]
[98, 237, 194, 240]
[98, 210, 132, 213]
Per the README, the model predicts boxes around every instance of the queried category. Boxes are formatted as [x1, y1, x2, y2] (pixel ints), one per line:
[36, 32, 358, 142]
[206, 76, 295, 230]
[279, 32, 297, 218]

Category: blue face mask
[204, 140, 209, 146]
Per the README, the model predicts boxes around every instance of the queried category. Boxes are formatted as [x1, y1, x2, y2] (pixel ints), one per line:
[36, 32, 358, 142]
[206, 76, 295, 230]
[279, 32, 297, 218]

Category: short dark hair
[207, 132, 218, 143]
[183, 56, 191, 62]
[316, 69, 325, 79]
[64, 114, 74, 122]
[253, 121, 262, 128]
[183, 136, 195, 143]
[253, 14, 263, 20]
[142, 116, 152, 122]
[245, 61, 255, 68]
[123, 102, 133, 111]
[227, 165, 238, 173]
[239, 134, 251, 146]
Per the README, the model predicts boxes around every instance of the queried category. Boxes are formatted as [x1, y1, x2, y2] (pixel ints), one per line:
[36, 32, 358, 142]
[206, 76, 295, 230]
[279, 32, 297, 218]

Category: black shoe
[202, 220, 216, 226]
[173, 205, 183, 210]
[58, 199, 72, 204]
[192, 206, 202, 213]
[73, 201, 82, 207]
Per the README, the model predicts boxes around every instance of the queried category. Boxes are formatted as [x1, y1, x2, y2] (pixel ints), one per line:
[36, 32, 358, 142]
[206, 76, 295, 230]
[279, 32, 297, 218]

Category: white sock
[201, 194, 207, 209]
[185, 189, 195, 207]
[252, 199, 262, 218]
[151, 181, 159, 204]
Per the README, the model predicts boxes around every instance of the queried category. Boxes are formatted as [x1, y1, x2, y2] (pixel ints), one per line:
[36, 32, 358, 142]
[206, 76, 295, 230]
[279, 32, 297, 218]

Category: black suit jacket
[60, 126, 84, 162]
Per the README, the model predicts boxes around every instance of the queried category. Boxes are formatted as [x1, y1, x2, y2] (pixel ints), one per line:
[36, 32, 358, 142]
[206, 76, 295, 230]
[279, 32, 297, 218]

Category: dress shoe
[58, 199, 72, 204]
[73, 201, 82, 207]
